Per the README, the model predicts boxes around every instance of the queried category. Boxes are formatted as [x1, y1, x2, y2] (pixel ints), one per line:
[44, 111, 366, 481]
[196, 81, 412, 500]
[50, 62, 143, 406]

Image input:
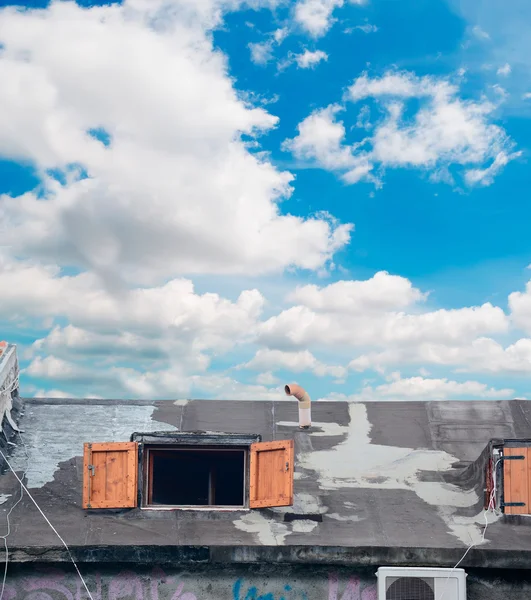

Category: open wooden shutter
[83, 442, 138, 509]
[249, 440, 294, 508]
[503, 447, 530, 515]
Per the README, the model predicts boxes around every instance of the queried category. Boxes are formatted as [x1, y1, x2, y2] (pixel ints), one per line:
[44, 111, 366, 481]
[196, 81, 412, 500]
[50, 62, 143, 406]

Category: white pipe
[285, 383, 311, 429]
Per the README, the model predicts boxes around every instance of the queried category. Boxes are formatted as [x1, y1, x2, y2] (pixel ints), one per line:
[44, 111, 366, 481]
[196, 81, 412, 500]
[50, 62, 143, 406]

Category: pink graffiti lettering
[108, 572, 144, 600]
[1, 584, 17, 600]
[328, 573, 377, 600]
[24, 571, 74, 600]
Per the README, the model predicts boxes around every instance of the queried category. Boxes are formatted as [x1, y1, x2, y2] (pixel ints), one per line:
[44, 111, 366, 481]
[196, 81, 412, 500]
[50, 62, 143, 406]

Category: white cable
[436, 457, 502, 600]
[0, 431, 27, 600]
[0, 373, 19, 396]
[0, 447, 94, 600]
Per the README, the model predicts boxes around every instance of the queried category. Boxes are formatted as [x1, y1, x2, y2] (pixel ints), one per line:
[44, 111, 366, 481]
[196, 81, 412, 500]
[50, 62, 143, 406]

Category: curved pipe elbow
[285, 384, 311, 428]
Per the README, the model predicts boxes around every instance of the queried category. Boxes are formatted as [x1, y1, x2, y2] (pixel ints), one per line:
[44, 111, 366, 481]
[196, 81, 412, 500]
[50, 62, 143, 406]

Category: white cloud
[323, 375, 514, 401]
[282, 104, 373, 182]
[284, 71, 518, 187]
[295, 49, 328, 69]
[287, 271, 426, 312]
[465, 149, 521, 186]
[259, 302, 508, 350]
[244, 348, 347, 379]
[34, 389, 76, 399]
[345, 24, 378, 34]
[256, 371, 279, 385]
[249, 40, 276, 65]
[0, 1, 351, 284]
[249, 27, 289, 65]
[471, 25, 490, 41]
[0, 255, 264, 362]
[25, 353, 282, 400]
[8, 250, 530, 397]
[509, 281, 531, 335]
[523, 93, 531, 100]
[27, 356, 84, 382]
[2, 1, 526, 403]
[259, 272, 508, 350]
[497, 63, 511, 76]
[349, 337, 531, 375]
[294, 0, 365, 38]
[347, 72, 456, 101]
[187, 374, 284, 400]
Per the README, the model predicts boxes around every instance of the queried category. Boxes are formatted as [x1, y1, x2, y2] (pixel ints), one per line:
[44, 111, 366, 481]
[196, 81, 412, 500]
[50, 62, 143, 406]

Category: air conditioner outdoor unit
[377, 567, 466, 600]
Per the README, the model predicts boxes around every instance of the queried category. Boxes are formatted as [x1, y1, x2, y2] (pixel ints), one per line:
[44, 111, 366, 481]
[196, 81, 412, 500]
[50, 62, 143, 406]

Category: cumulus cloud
[248, 28, 288, 65]
[8, 250, 531, 398]
[294, 0, 365, 38]
[0, 1, 351, 284]
[258, 271, 508, 350]
[344, 24, 378, 34]
[349, 337, 531, 375]
[282, 104, 373, 183]
[509, 281, 531, 334]
[295, 49, 328, 68]
[471, 25, 490, 41]
[287, 271, 426, 312]
[284, 70, 519, 187]
[244, 349, 347, 379]
[497, 63, 511, 76]
[0, 256, 264, 346]
[259, 302, 508, 349]
[323, 375, 514, 401]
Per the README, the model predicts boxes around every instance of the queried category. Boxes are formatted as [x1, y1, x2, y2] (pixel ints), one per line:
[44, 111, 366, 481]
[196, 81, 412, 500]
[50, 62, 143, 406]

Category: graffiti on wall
[2, 568, 377, 600]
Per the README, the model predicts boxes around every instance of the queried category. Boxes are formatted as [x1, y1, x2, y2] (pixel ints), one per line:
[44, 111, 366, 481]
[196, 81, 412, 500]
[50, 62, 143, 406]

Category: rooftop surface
[2, 397, 531, 567]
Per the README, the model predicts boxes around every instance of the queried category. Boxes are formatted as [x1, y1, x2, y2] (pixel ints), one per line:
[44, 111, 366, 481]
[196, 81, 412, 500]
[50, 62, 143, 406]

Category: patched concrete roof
[2, 397, 531, 567]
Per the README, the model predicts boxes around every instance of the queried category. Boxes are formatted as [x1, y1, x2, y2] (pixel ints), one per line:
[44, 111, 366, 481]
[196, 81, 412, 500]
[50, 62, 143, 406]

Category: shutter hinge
[501, 455, 525, 460]
[502, 502, 526, 507]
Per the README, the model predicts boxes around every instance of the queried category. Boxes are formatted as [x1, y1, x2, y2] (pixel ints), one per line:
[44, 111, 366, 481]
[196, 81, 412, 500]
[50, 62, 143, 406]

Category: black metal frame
[130, 431, 261, 510]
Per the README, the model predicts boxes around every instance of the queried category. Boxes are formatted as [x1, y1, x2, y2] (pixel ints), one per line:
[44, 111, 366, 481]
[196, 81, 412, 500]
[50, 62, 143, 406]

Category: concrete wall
[4, 564, 531, 600]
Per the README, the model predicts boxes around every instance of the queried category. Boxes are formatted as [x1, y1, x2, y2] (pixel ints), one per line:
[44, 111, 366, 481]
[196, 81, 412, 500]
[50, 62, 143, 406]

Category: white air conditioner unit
[377, 567, 466, 600]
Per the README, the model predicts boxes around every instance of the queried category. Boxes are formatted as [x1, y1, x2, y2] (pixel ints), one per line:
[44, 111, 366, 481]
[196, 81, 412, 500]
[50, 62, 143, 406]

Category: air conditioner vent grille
[386, 577, 435, 600]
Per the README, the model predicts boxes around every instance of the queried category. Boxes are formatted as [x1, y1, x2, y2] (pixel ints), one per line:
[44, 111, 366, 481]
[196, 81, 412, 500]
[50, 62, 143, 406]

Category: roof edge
[8, 545, 531, 569]
[22, 397, 531, 406]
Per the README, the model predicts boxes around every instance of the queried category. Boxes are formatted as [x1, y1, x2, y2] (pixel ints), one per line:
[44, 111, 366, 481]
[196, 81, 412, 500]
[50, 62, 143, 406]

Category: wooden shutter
[503, 447, 530, 515]
[83, 442, 138, 509]
[249, 440, 294, 508]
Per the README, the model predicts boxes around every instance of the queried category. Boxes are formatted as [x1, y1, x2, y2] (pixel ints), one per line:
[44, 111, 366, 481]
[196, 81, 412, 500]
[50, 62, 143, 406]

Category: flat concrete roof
[2, 397, 531, 567]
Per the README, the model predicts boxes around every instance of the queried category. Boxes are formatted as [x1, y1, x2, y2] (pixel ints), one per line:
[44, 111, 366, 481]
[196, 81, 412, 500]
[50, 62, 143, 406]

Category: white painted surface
[10, 404, 176, 488]
[234, 510, 289, 545]
[288, 404, 495, 545]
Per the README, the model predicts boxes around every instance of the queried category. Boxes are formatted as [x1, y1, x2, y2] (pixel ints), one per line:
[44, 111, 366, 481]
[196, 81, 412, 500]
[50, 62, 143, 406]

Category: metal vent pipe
[285, 384, 311, 429]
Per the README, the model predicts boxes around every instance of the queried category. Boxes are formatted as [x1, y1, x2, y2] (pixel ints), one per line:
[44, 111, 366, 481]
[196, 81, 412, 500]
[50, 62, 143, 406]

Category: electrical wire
[0, 446, 94, 600]
[0, 374, 19, 398]
[436, 457, 502, 600]
[0, 431, 28, 600]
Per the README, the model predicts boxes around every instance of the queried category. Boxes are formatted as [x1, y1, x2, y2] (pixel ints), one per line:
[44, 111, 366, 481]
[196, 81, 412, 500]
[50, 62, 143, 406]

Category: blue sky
[1, 0, 531, 401]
